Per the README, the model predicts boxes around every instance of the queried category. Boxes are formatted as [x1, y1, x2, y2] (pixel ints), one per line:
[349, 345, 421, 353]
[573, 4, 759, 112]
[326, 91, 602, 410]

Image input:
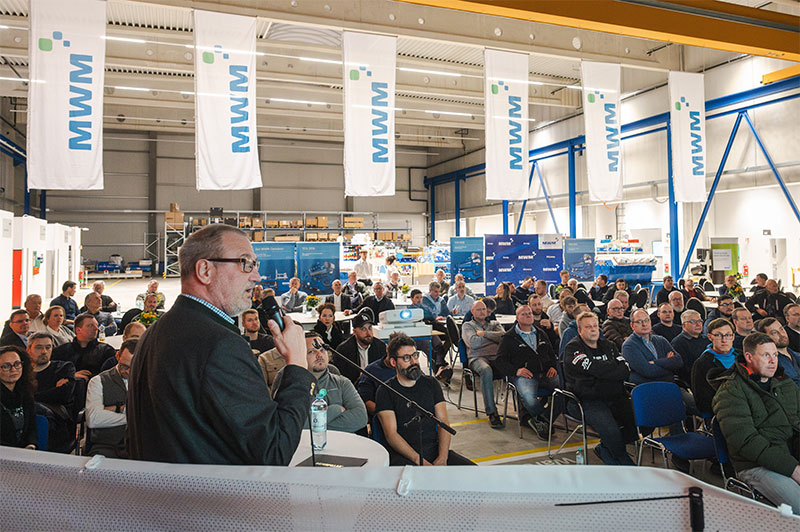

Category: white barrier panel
[1, 448, 796, 531]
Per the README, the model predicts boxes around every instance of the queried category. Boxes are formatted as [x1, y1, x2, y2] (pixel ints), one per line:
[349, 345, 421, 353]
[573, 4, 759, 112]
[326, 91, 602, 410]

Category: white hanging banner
[27, 0, 106, 190]
[343, 32, 396, 197]
[194, 10, 262, 190]
[484, 49, 530, 201]
[669, 72, 707, 203]
[581, 61, 622, 202]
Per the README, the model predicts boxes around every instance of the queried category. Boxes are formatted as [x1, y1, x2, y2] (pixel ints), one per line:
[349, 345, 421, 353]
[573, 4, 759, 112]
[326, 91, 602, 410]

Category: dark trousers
[390, 449, 476, 466]
[571, 395, 637, 465]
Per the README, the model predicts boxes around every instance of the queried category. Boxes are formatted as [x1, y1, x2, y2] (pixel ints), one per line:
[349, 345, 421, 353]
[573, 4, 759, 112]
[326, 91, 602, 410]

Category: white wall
[0, 209, 13, 317]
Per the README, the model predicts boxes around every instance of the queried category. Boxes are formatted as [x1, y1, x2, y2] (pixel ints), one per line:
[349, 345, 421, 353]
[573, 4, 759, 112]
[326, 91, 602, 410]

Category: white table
[290, 429, 389, 467]
[288, 311, 355, 330]
[103, 335, 123, 349]
[702, 300, 718, 309]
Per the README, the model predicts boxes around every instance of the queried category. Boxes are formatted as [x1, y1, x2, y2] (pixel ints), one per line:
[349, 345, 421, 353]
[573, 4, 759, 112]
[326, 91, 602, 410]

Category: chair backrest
[686, 297, 706, 321]
[548, 284, 556, 298]
[634, 283, 642, 292]
[711, 417, 731, 465]
[702, 280, 714, 292]
[458, 339, 468, 366]
[371, 415, 387, 445]
[446, 316, 460, 346]
[631, 382, 686, 428]
[36, 415, 49, 451]
[678, 279, 685, 290]
[636, 288, 649, 309]
[787, 292, 798, 303]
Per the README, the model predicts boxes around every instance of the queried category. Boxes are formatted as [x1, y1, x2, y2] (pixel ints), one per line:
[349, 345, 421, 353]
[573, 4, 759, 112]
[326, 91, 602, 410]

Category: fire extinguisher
[743, 264, 749, 276]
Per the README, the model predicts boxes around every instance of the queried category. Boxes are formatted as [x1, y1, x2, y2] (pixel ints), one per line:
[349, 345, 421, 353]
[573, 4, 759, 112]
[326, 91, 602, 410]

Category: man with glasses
[731, 307, 756, 355]
[85, 339, 137, 458]
[280, 277, 308, 313]
[334, 309, 387, 385]
[1, 310, 30, 348]
[713, 332, 800, 515]
[622, 309, 683, 386]
[651, 303, 682, 342]
[602, 299, 632, 351]
[757, 317, 800, 388]
[704, 294, 735, 333]
[785, 303, 800, 353]
[356, 280, 395, 321]
[671, 310, 709, 384]
[692, 318, 736, 415]
[375, 332, 474, 465]
[128, 224, 313, 465]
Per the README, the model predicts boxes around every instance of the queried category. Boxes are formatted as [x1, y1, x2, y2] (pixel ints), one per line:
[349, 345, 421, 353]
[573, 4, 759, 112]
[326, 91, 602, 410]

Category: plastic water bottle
[575, 447, 585, 465]
[310, 389, 328, 451]
[98, 325, 106, 343]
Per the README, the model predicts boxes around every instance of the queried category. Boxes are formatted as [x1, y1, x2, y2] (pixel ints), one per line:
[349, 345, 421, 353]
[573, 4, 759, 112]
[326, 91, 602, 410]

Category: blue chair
[35, 415, 49, 451]
[711, 417, 768, 502]
[632, 382, 716, 470]
[371, 415, 387, 446]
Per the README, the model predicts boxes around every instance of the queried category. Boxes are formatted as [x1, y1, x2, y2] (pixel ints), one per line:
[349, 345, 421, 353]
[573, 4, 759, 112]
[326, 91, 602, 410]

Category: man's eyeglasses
[207, 257, 260, 273]
[711, 333, 734, 340]
[393, 352, 420, 363]
[632, 319, 651, 325]
[118, 363, 131, 372]
[719, 303, 734, 308]
[0, 361, 23, 371]
[685, 319, 702, 325]
[12, 318, 30, 324]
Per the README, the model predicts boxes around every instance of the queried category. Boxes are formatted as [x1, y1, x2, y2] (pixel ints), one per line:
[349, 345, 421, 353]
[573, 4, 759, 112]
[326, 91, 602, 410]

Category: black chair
[635, 288, 649, 309]
[702, 279, 715, 292]
[547, 359, 588, 458]
[711, 417, 772, 503]
[119, 308, 143, 331]
[634, 283, 642, 292]
[445, 316, 461, 367]
[548, 284, 556, 299]
[678, 279, 685, 290]
[686, 297, 706, 321]
[786, 292, 798, 303]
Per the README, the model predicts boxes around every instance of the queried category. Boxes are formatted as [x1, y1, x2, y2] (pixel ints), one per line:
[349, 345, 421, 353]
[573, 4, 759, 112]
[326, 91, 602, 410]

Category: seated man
[122, 322, 146, 342]
[568, 279, 595, 310]
[681, 278, 706, 302]
[750, 273, 769, 297]
[534, 279, 555, 310]
[495, 305, 558, 438]
[656, 275, 678, 306]
[670, 310, 709, 384]
[622, 309, 683, 386]
[718, 274, 746, 303]
[342, 271, 367, 308]
[602, 278, 633, 305]
[513, 277, 535, 306]
[85, 339, 137, 458]
[356, 281, 395, 320]
[1, 310, 30, 348]
[132, 294, 164, 328]
[757, 317, 800, 388]
[602, 299, 632, 351]
[712, 332, 800, 515]
[527, 294, 559, 351]
[421, 281, 450, 322]
[746, 279, 791, 321]
[546, 289, 573, 335]
[52, 313, 117, 382]
[558, 303, 592, 359]
[250, 285, 264, 309]
[51, 281, 79, 326]
[325, 279, 353, 315]
[461, 300, 506, 429]
[434, 269, 450, 295]
[651, 303, 682, 342]
[241, 309, 275, 353]
[447, 273, 475, 299]
[554, 270, 570, 296]
[704, 294, 735, 332]
[386, 271, 402, 298]
[358, 344, 399, 418]
[280, 277, 308, 313]
[731, 307, 756, 355]
[334, 310, 387, 385]
[557, 296, 578, 336]
[83, 292, 117, 337]
[589, 275, 610, 302]
[691, 318, 736, 415]
[135, 280, 166, 310]
[563, 312, 636, 465]
[419, 281, 451, 379]
[447, 280, 475, 317]
[25, 294, 47, 334]
[273, 333, 367, 433]
[91, 281, 118, 313]
[375, 332, 474, 466]
[785, 303, 800, 353]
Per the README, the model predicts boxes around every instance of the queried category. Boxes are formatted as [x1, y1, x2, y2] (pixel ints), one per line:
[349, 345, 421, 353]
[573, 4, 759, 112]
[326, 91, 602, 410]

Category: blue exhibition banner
[252, 242, 296, 295]
[296, 242, 340, 296]
[484, 234, 563, 294]
[564, 238, 596, 281]
[450, 237, 484, 283]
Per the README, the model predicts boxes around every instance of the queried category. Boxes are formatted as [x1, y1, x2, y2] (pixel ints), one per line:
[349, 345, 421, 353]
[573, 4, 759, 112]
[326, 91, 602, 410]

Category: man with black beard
[375, 333, 474, 466]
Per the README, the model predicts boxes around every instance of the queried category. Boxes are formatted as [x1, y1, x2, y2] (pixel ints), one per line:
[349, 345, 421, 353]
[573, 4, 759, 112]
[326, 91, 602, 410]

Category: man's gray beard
[400, 364, 423, 381]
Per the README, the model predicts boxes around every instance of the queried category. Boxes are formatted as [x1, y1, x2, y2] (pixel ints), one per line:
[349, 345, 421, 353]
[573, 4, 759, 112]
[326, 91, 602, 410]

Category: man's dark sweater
[52, 338, 116, 378]
[671, 331, 710, 384]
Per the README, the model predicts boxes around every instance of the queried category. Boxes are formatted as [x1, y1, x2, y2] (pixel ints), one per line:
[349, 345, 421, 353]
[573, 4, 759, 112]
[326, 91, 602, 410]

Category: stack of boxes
[165, 203, 184, 230]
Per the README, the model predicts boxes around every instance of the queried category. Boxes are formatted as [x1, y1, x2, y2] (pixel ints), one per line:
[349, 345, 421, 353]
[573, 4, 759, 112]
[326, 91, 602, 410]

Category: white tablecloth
[288, 311, 355, 330]
[290, 429, 389, 467]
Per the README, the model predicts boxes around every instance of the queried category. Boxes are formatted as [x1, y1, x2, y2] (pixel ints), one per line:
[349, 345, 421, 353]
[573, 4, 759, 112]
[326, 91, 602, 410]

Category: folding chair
[35, 415, 49, 451]
[547, 360, 588, 458]
[503, 378, 552, 439]
[686, 297, 706, 321]
[711, 417, 761, 500]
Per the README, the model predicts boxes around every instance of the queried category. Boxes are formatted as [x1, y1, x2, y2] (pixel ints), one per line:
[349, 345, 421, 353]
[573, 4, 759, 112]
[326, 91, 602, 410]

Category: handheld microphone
[261, 295, 285, 331]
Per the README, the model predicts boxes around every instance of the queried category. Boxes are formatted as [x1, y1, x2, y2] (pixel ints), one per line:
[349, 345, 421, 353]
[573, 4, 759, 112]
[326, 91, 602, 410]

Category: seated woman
[43, 306, 76, 347]
[313, 303, 345, 350]
[494, 282, 517, 315]
[0, 345, 38, 449]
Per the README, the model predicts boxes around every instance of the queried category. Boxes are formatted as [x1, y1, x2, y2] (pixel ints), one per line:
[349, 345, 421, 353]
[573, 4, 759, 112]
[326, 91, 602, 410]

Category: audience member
[547, 289, 572, 333]
[52, 313, 116, 383]
[757, 318, 800, 388]
[422, 281, 450, 322]
[718, 274, 745, 302]
[313, 303, 345, 350]
[712, 332, 800, 515]
[434, 269, 450, 295]
[135, 280, 166, 310]
[2, 310, 30, 348]
[613, 289, 632, 318]
[417, 281, 451, 380]
[85, 339, 137, 458]
[0, 346, 38, 449]
[622, 309, 683, 386]
[83, 292, 117, 337]
[750, 273, 769, 296]
[602, 278, 633, 304]
[128, 224, 313, 465]
[122, 322, 146, 342]
[691, 318, 736, 415]
[535, 279, 555, 310]
[557, 296, 578, 336]
[447, 273, 475, 299]
[527, 294, 559, 351]
[132, 294, 163, 328]
[353, 249, 373, 285]
[569, 279, 595, 310]
[746, 279, 791, 320]
[554, 270, 570, 296]
[42, 306, 75, 347]
[495, 305, 558, 438]
[651, 303, 682, 342]
[24, 294, 47, 333]
[513, 277, 535, 306]
[493, 282, 516, 315]
[447, 281, 475, 316]
[656, 275, 679, 305]
[376, 333, 474, 466]
[250, 284, 264, 309]
[558, 304, 592, 359]
[257, 345, 287, 394]
[589, 275, 610, 302]
[670, 310, 709, 384]
[334, 310, 387, 385]
[343, 271, 368, 308]
[91, 281, 118, 313]
[50, 281, 79, 326]
[280, 277, 308, 313]
[602, 299, 632, 351]
[357, 280, 395, 320]
[731, 307, 756, 355]
[681, 278, 706, 302]
[563, 312, 636, 465]
[654, 291, 685, 325]
[462, 300, 506, 429]
[785, 303, 800, 353]
[241, 309, 275, 353]
[325, 279, 354, 315]
[704, 294, 735, 332]
[386, 271, 402, 298]
[382, 255, 399, 284]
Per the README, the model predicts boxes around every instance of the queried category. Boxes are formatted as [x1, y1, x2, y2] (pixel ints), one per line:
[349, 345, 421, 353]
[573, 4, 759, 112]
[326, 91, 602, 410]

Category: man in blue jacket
[621, 309, 683, 385]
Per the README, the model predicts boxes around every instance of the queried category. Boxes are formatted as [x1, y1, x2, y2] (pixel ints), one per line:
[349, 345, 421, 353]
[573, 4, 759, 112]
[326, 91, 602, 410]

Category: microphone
[260, 295, 285, 331]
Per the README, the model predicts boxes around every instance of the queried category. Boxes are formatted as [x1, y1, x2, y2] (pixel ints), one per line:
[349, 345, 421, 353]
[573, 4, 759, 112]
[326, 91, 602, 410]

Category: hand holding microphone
[263, 295, 307, 369]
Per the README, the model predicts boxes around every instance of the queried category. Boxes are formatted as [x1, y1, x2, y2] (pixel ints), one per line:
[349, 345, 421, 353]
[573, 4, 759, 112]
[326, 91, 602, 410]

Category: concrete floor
[83, 277, 722, 483]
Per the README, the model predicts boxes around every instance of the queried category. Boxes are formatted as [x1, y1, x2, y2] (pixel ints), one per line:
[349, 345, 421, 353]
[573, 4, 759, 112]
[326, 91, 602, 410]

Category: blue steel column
[39, 190, 46, 220]
[515, 163, 536, 234]
[455, 178, 461, 236]
[666, 120, 680, 277]
[568, 141, 576, 238]
[430, 184, 436, 242]
[502, 201, 509, 234]
[24, 167, 30, 215]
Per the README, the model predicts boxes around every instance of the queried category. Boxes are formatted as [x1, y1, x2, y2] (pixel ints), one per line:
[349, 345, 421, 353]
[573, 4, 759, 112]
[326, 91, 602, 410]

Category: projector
[373, 308, 432, 339]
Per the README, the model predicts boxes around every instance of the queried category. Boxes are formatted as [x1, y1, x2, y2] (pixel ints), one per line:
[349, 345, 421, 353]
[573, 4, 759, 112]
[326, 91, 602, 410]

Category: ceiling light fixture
[398, 67, 461, 77]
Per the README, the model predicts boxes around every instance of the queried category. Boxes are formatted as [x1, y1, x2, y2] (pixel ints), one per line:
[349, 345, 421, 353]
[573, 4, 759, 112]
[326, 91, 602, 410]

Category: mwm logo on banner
[491, 80, 523, 171]
[39, 31, 93, 151]
[204, 45, 251, 153]
[350, 66, 390, 164]
[588, 90, 620, 173]
[675, 96, 704, 176]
